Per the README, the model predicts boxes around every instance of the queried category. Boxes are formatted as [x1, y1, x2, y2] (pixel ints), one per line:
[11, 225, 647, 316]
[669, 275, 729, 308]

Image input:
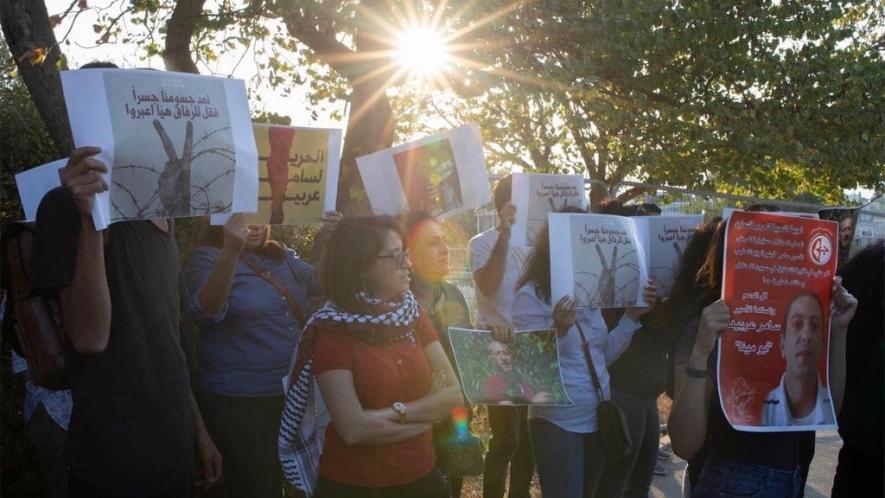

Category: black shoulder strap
[574, 321, 607, 401]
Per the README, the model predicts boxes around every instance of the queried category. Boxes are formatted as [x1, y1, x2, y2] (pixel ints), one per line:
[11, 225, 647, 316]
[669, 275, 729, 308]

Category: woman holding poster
[668, 220, 858, 498]
[511, 209, 657, 498]
[184, 213, 319, 498]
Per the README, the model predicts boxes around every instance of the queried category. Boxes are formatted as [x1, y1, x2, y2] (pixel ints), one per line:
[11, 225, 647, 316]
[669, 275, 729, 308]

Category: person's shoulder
[468, 229, 496, 248]
[186, 245, 222, 264]
[439, 281, 465, 299]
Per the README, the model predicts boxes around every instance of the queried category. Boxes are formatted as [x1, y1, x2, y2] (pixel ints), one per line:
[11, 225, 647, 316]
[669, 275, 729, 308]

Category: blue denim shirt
[184, 246, 317, 396]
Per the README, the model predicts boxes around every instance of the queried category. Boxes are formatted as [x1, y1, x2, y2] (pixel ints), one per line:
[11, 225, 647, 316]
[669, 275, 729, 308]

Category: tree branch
[163, 0, 206, 73]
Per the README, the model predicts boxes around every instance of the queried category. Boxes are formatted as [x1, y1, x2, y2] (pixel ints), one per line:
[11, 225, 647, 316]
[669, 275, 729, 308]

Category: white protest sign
[549, 213, 649, 309]
[356, 123, 491, 219]
[511, 173, 587, 246]
[61, 69, 257, 229]
[14, 159, 67, 221]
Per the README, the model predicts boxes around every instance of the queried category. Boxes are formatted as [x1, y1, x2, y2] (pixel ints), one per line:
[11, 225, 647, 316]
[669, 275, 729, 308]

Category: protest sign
[719, 211, 838, 431]
[448, 327, 572, 406]
[356, 124, 491, 219]
[818, 207, 859, 266]
[14, 159, 67, 221]
[721, 207, 818, 220]
[511, 173, 587, 246]
[632, 214, 704, 298]
[61, 69, 257, 229]
[549, 213, 649, 309]
[212, 124, 340, 225]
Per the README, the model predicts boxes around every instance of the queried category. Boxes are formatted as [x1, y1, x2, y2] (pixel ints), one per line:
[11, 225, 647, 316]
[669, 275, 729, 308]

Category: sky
[40, 1, 881, 204]
[45, 0, 348, 130]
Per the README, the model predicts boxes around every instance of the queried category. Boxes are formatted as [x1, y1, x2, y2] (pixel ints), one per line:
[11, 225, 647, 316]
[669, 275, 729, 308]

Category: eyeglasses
[377, 249, 410, 268]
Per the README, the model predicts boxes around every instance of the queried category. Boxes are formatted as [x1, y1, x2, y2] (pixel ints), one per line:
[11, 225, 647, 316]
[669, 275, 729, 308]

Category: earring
[361, 277, 372, 297]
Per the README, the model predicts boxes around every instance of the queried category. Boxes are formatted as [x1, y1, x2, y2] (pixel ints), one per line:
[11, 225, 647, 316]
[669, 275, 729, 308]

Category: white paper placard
[549, 213, 649, 309]
[511, 173, 587, 247]
[356, 123, 491, 219]
[14, 159, 67, 221]
[61, 69, 257, 229]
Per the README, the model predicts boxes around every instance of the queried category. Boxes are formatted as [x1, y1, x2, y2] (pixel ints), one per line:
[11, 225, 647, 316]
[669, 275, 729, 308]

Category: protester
[593, 200, 685, 498]
[467, 175, 535, 498]
[831, 240, 883, 498]
[511, 208, 657, 498]
[668, 220, 857, 498]
[33, 144, 222, 496]
[402, 210, 475, 497]
[650, 218, 723, 496]
[279, 215, 463, 498]
[761, 292, 836, 426]
[184, 213, 327, 497]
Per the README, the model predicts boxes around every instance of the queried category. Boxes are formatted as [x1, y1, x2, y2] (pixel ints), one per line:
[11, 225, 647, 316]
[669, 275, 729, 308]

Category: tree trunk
[0, 0, 72, 157]
[335, 0, 395, 215]
[336, 73, 395, 215]
[163, 0, 205, 74]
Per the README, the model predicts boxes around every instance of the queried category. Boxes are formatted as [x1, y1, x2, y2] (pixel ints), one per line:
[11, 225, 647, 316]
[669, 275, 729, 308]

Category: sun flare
[395, 26, 449, 78]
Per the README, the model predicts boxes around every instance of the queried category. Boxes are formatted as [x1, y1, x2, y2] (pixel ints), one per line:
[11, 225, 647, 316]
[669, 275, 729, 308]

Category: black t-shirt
[34, 187, 194, 495]
[673, 317, 802, 471]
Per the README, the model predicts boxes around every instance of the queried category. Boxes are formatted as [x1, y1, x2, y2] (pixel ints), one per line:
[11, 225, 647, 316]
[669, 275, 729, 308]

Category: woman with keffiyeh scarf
[279, 216, 464, 498]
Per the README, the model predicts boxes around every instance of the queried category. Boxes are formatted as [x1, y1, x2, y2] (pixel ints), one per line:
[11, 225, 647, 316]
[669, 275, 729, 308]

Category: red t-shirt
[314, 311, 439, 487]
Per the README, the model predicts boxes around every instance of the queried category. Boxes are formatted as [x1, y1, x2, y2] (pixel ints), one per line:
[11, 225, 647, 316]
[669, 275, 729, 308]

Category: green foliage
[411, 0, 885, 203]
[0, 41, 62, 224]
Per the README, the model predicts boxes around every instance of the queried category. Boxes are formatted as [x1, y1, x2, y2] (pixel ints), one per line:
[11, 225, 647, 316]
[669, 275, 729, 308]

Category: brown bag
[575, 322, 633, 460]
[1, 223, 68, 390]
[240, 256, 306, 324]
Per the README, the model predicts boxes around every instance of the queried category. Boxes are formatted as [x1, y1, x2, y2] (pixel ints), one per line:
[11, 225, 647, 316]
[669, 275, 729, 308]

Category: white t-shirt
[512, 283, 640, 433]
[467, 228, 530, 326]
[761, 374, 836, 427]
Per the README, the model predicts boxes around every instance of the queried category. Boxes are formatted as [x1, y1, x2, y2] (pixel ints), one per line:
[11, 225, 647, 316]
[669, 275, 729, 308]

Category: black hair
[493, 175, 513, 212]
[319, 215, 404, 312]
[79, 61, 118, 69]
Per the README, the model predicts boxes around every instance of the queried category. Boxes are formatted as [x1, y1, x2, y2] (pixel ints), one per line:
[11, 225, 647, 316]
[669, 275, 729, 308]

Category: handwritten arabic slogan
[719, 211, 838, 431]
[566, 214, 647, 308]
[253, 124, 337, 224]
[512, 173, 587, 247]
[104, 71, 234, 221]
[448, 328, 572, 406]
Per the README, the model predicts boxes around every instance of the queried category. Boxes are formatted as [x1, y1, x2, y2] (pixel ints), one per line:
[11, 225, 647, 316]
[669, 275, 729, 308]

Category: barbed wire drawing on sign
[110, 120, 235, 221]
[574, 243, 640, 307]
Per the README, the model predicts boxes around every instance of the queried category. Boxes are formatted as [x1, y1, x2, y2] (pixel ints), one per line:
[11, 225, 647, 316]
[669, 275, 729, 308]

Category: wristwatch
[392, 402, 407, 423]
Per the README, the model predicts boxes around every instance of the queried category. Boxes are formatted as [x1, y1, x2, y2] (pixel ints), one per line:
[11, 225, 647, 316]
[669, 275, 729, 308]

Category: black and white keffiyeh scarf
[278, 291, 419, 495]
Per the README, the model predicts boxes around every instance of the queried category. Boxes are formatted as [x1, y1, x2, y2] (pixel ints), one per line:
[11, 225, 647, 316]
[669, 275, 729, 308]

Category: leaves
[17, 48, 48, 66]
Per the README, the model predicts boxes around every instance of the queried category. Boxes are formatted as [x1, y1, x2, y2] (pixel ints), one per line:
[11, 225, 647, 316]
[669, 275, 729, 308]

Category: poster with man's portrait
[720, 211, 839, 432]
[448, 328, 572, 406]
[356, 124, 491, 219]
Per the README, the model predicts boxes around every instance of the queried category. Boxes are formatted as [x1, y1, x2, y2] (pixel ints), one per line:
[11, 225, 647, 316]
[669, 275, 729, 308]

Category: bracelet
[686, 367, 711, 379]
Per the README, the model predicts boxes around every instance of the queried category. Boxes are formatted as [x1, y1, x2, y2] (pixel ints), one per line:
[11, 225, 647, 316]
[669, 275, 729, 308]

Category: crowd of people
[9, 68, 883, 498]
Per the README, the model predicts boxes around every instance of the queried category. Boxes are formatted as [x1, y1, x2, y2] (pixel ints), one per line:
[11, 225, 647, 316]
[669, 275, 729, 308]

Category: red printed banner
[719, 211, 839, 431]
